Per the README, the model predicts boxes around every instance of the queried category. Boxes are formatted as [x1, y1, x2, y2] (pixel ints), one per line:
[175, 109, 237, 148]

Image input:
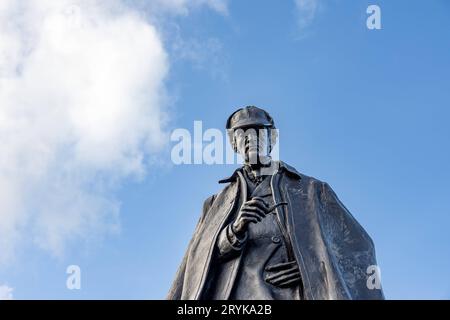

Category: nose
[245, 134, 258, 150]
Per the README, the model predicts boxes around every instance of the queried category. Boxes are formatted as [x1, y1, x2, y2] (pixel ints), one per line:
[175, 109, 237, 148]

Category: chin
[245, 152, 271, 167]
[245, 151, 259, 165]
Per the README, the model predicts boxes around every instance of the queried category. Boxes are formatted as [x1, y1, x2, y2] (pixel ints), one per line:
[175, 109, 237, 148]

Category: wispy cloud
[0, 285, 13, 300]
[127, 0, 229, 16]
[172, 34, 228, 81]
[158, 0, 229, 16]
[294, 0, 320, 31]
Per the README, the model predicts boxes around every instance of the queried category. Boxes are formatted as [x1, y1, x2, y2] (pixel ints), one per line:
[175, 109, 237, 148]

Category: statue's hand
[231, 197, 270, 237]
[265, 261, 301, 288]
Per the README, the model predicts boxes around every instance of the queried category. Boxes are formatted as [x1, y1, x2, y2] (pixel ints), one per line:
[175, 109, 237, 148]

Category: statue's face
[233, 126, 271, 167]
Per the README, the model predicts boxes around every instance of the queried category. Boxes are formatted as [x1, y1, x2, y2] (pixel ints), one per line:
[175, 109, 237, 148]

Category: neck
[245, 158, 272, 178]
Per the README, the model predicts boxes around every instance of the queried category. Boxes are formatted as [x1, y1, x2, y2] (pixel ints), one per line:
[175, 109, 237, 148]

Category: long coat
[167, 161, 384, 300]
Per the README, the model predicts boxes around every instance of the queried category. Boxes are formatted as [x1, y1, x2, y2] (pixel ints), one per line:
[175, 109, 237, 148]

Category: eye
[258, 130, 268, 141]
[234, 130, 244, 139]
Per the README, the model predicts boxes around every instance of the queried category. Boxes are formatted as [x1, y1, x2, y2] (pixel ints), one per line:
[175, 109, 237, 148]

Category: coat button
[271, 236, 281, 244]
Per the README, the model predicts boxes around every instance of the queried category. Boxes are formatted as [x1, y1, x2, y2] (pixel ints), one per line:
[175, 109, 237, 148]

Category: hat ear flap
[227, 129, 238, 152]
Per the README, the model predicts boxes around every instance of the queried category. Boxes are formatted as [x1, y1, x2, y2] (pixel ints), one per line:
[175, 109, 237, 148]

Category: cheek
[258, 137, 267, 147]
[258, 135, 269, 151]
[235, 137, 245, 153]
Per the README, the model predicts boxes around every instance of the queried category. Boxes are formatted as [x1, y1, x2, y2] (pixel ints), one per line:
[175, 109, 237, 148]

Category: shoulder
[279, 161, 327, 187]
[202, 179, 239, 214]
[279, 161, 337, 203]
[202, 194, 216, 213]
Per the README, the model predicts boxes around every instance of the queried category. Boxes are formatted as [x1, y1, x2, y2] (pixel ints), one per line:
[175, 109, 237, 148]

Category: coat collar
[218, 160, 301, 184]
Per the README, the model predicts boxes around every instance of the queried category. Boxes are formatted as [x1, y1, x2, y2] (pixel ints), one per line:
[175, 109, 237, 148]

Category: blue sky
[0, 0, 449, 299]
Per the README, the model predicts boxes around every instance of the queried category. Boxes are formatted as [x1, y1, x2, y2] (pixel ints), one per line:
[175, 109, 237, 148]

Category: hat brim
[229, 119, 272, 129]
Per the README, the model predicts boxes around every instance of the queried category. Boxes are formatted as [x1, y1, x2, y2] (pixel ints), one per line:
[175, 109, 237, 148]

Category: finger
[245, 199, 270, 212]
[244, 201, 269, 213]
[272, 272, 301, 287]
[265, 266, 298, 281]
[266, 271, 299, 286]
[245, 199, 269, 210]
[241, 205, 267, 218]
[265, 261, 297, 272]
[275, 276, 302, 288]
[268, 272, 301, 287]
[251, 197, 269, 206]
[241, 212, 262, 221]
[241, 217, 258, 224]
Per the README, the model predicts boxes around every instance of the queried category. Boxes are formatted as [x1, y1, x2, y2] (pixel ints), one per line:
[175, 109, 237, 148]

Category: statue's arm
[215, 223, 247, 261]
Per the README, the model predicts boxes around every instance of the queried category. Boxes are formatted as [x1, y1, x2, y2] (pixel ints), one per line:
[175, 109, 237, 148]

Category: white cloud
[0, 0, 169, 262]
[0, 285, 13, 300]
[294, 0, 319, 31]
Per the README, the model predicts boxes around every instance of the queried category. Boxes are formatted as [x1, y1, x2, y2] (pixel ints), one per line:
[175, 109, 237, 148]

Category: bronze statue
[168, 106, 384, 300]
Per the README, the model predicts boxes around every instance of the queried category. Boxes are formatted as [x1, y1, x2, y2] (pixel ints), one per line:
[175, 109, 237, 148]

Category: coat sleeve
[166, 194, 216, 300]
[321, 182, 384, 300]
[215, 223, 247, 261]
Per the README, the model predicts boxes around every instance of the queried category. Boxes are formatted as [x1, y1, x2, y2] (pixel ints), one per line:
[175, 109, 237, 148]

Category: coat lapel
[181, 182, 239, 299]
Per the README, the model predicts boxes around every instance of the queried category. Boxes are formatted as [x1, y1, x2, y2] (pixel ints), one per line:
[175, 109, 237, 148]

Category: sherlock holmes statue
[168, 106, 384, 300]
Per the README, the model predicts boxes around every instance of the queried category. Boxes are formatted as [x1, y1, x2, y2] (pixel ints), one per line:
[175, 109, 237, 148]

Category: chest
[245, 176, 283, 244]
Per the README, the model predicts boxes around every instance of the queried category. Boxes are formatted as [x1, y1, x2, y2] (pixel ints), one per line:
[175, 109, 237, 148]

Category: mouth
[245, 144, 258, 154]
